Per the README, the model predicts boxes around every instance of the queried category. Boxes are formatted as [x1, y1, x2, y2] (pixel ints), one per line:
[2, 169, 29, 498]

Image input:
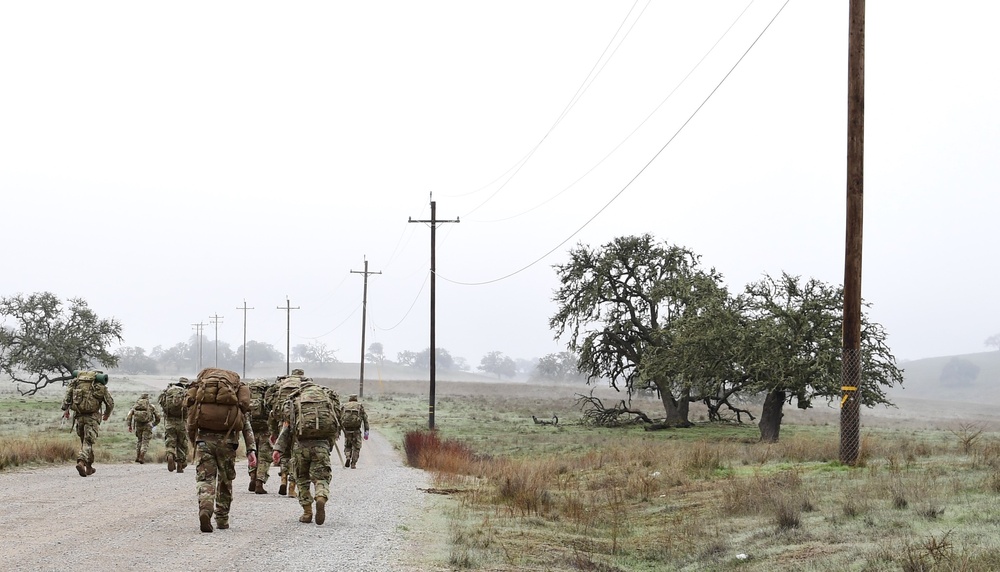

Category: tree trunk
[658, 384, 692, 427]
[758, 389, 785, 443]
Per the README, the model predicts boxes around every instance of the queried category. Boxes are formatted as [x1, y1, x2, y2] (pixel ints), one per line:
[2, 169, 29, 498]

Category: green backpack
[270, 376, 305, 424]
[247, 379, 271, 425]
[160, 385, 187, 418]
[341, 401, 364, 430]
[70, 371, 102, 415]
[294, 383, 340, 440]
[132, 397, 153, 424]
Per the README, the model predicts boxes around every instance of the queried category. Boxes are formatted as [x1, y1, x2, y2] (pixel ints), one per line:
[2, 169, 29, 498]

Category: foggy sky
[1, 1, 998, 367]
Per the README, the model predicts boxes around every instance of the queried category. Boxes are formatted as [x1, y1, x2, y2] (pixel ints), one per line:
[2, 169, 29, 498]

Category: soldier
[186, 368, 257, 533]
[272, 380, 340, 525]
[246, 378, 273, 494]
[266, 368, 308, 497]
[157, 377, 191, 473]
[60, 370, 115, 477]
[125, 393, 161, 464]
[341, 394, 370, 469]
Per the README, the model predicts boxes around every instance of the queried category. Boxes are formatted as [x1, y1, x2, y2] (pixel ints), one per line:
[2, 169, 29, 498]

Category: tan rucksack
[70, 371, 102, 415]
[186, 368, 249, 432]
[293, 383, 340, 440]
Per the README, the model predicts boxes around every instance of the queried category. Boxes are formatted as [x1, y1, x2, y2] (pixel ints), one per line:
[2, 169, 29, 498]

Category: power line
[351, 257, 382, 399]
[465, 0, 757, 225]
[276, 297, 300, 376]
[436, 0, 791, 287]
[208, 313, 224, 367]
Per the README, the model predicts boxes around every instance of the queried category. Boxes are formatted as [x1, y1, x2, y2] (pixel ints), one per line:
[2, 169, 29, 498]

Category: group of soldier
[60, 367, 369, 532]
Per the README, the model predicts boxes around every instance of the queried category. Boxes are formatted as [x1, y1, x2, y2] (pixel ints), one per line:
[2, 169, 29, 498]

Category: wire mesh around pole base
[840, 347, 862, 465]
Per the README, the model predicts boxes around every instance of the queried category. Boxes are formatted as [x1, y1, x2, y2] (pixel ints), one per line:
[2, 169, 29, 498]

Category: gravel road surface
[0, 429, 448, 572]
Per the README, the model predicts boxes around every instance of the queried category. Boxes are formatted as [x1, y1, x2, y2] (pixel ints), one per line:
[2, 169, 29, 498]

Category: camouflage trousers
[73, 414, 102, 464]
[248, 427, 272, 483]
[133, 422, 154, 456]
[162, 418, 189, 468]
[293, 441, 332, 506]
[343, 429, 364, 466]
[195, 434, 238, 522]
[279, 441, 296, 484]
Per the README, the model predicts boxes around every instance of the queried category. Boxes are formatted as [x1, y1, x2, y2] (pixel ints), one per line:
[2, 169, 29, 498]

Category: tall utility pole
[277, 297, 299, 376]
[236, 300, 254, 379]
[351, 257, 381, 399]
[408, 196, 459, 429]
[840, 0, 865, 465]
[209, 313, 224, 367]
[191, 322, 206, 372]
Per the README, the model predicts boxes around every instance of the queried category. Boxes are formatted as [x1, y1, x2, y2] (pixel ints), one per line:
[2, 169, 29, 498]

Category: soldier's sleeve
[153, 407, 162, 425]
[103, 388, 115, 417]
[274, 423, 292, 454]
[361, 405, 370, 432]
[61, 384, 74, 411]
[126, 408, 134, 425]
[157, 391, 166, 409]
[241, 414, 256, 454]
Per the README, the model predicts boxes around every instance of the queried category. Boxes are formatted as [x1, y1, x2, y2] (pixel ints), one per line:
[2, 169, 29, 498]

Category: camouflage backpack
[247, 379, 271, 426]
[70, 371, 103, 415]
[160, 384, 187, 418]
[269, 375, 306, 424]
[293, 383, 340, 440]
[341, 401, 364, 430]
[186, 368, 249, 432]
[132, 396, 153, 424]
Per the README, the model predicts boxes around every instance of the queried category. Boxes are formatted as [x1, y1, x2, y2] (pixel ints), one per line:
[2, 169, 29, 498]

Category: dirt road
[0, 429, 447, 572]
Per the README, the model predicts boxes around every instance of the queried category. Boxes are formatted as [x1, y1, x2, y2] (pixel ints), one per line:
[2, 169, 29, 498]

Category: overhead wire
[443, 0, 648, 211]
[371, 269, 430, 331]
[436, 0, 792, 287]
[465, 0, 757, 224]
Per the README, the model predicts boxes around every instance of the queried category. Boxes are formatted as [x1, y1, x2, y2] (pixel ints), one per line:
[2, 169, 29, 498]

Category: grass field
[4, 375, 1000, 570]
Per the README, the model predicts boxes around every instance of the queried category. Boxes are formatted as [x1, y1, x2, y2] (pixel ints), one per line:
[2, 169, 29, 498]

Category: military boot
[176, 463, 185, 474]
[298, 504, 313, 523]
[215, 515, 229, 530]
[287, 481, 296, 498]
[255, 479, 268, 494]
[86, 462, 95, 475]
[166, 453, 176, 472]
[345, 458, 351, 468]
[249, 479, 256, 492]
[278, 474, 287, 496]
[315, 497, 327, 525]
[76, 460, 87, 477]
[199, 509, 213, 533]
[134, 451, 141, 463]
[138, 451, 146, 464]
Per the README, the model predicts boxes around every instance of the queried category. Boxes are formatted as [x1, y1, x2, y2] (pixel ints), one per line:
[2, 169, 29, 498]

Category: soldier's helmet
[291, 368, 305, 376]
[140, 393, 149, 399]
[348, 394, 358, 402]
[178, 377, 190, 385]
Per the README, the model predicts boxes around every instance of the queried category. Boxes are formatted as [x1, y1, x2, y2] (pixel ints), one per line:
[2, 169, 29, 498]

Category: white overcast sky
[2, 1, 997, 367]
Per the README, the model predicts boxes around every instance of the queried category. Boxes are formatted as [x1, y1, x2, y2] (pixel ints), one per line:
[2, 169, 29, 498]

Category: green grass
[7, 379, 1000, 570]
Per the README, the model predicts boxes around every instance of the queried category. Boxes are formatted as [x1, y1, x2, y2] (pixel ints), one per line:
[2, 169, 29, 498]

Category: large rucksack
[269, 375, 306, 424]
[132, 396, 153, 424]
[160, 384, 187, 418]
[294, 383, 340, 440]
[186, 368, 249, 432]
[70, 371, 102, 415]
[247, 379, 271, 426]
[341, 401, 364, 430]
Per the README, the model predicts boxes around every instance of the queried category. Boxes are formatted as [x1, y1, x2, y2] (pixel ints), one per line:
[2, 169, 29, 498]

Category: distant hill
[891, 351, 1000, 405]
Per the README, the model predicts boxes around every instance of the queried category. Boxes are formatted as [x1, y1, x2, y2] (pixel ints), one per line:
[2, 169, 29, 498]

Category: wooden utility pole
[209, 313, 224, 367]
[191, 322, 206, 372]
[277, 297, 300, 376]
[351, 257, 381, 399]
[236, 300, 254, 379]
[840, 0, 865, 465]
[408, 196, 459, 429]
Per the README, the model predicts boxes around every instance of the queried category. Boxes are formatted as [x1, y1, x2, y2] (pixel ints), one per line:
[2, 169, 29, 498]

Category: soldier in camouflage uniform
[266, 368, 308, 498]
[272, 381, 340, 525]
[126, 393, 161, 464]
[188, 394, 258, 533]
[157, 377, 191, 473]
[341, 394, 370, 469]
[246, 378, 273, 494]
[60, 370, 115, 477]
